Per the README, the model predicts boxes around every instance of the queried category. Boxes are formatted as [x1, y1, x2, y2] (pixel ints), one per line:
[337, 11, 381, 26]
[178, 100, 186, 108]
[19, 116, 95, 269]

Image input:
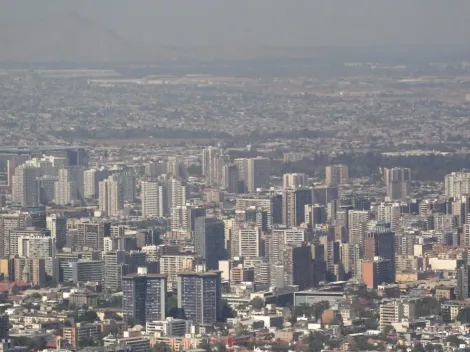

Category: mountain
[0, 12, 161, 63]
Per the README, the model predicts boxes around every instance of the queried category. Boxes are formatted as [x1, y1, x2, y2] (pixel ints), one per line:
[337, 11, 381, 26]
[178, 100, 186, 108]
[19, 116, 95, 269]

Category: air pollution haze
[0, 0, 469, 63]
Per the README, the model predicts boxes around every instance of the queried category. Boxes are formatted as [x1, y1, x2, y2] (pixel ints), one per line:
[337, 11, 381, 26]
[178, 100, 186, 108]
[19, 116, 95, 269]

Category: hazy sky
[1, 0, 470, 47]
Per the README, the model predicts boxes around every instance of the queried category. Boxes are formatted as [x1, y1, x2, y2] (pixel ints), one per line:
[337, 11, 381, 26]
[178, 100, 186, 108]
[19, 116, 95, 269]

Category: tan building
[14, 258, 46, 286]
[325, 164, 349, 186]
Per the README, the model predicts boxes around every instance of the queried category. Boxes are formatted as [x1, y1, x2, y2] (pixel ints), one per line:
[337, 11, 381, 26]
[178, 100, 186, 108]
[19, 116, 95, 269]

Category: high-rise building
[362, 257, 393, 289]
[167, 178, 187, 210]
[238, 227, 261, 258]
[384, 168, 411, 200]
[18, 235, 54, 258]
[282, 188, 312, 227]
[141, 180, 166, 218]
[12, 164, 41, 206]
[5, 228, 49, 257]
[305, 204, 327, 228]
[99, 176, 123, 217]
[103, 251, 129, 292]
[160, 255, 195, 291]
[445, 172, 470, 198]
[70, 260, 104, 284]
[376, 203, 401, 231]
[283, 173, 308, 189]
[325, 164, 349, 186]
[145, 161, 166, 177]
[177, 271, 221, 325]
[222, 164, 239, 193]
[122, 272, 167, 325]
[364, 226, 396, 282]
[456, 264, 470, 300]
[194, 218, 226, 270]
[348, 210, 370, 245]
[235, 157, 270, 193]
[202, 147, 224, 187]
[76, 221, 109, 251]
[54, 167, 84, 205]
[279, 244, 313, 290]
[14, 258, 46, 286]
[46, 215, 67, 249]
[84, 168, 108, 199]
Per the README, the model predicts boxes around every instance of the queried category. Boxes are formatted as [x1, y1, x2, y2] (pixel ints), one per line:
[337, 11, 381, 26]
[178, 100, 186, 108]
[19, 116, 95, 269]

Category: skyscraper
[278, 244, 313, 290]
[222, 164, 239, 193]
[238, 227, 261, 258]
[283, 173, 308, 189]
[46, 215, 67, 249]
[12, 164, 40, 206]
[376, 203, 401, 231]
[122, 272, 167, 325]
[282, 188, 312, 227]
[54, 167, 84, 205]
[194, 217, 226, 270]
[456, 264, 470, 300]
[99, 176, 123, 217]
[177, 271, 222, 325]
[364, 226, 396, 282]
[141, 180, 166, 218]
[348, 210, 371, 245]
[202, 147, 224, 187]
[235, 157, 270, 193]
[167, 178, 187, 210]
[325, 164, 349, 186]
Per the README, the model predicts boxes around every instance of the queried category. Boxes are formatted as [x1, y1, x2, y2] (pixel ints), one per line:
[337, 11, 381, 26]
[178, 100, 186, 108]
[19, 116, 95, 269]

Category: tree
[446, 335, 465, 348]
[457, 307, 470, 323]
[198, 341, 212, 352]
[220, 300, 235, 321]
[411, 343, 426, 352]
[77, 310, 98, 323]
[250, 297, 265, 310]
[155, 342, 172, 352]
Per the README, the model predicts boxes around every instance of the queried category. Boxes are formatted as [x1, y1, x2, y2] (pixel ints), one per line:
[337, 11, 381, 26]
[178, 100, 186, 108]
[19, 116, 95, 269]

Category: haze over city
[1, 2, 470, 352]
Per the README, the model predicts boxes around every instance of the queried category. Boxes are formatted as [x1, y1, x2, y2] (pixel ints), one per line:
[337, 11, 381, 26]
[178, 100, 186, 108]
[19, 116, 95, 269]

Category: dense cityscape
[2, 3, 470, 352]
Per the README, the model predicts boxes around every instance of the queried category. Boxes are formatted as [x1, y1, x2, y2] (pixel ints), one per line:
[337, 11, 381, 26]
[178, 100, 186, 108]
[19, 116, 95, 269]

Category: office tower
[202, 146, 224, 187]
[235, 157, 271, 193]
[76, 221, 109, 251]
[118, 171, 136, 202]
[12, 164, 41, 206]
[70, 260, 104, 284]
[54, 167, 84, 205]
[305, 204, 327, 228]
[7, 154, 31, 190]
[18, 236, 54, 258]
[244, 208, 269, 232]
[194, 217, 226, 270]
[103, 251, 130, 292]
[177, 271, 221, 324]
[348, 210, 371, 245]
[145, 160, 166, 177]
[384, 167, 412, 200]
[433, 214, 458, 232]
[384, 167, 411, 186]
[376, 203, 401, 231]
[313, 185, 339, 206]
[170, 206, 188, 232]
[379, 300, 415, 330]
[238, 227, 261, 258]
[456, 264, 470, 300]
[46, 215, 67, 249]
[14, 258, 46, 286]
[279, 245, 313, 290]
[84, 168, 108, 199]
[141, 180, 166, 218]
[362, 257, 393, 289]
[0, 315, 8, 341]
[445, 172, 470, 198]
[0, 214, 21, 257]
[364, 227, 396, 282]
[160, 255, 195, 291]
[222, 164, 239, 193]
[36, 176, 57, 205]
[282, 188, 312, 227]
[5, 228, 48, 257]
[122, 272, 167, 325]
[325, 164, 349, 186]
[98, 176, 123, 217]
[341, 243, 361, 278]
[167, 178, 187, 209]
[283, 173, 308, 189]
